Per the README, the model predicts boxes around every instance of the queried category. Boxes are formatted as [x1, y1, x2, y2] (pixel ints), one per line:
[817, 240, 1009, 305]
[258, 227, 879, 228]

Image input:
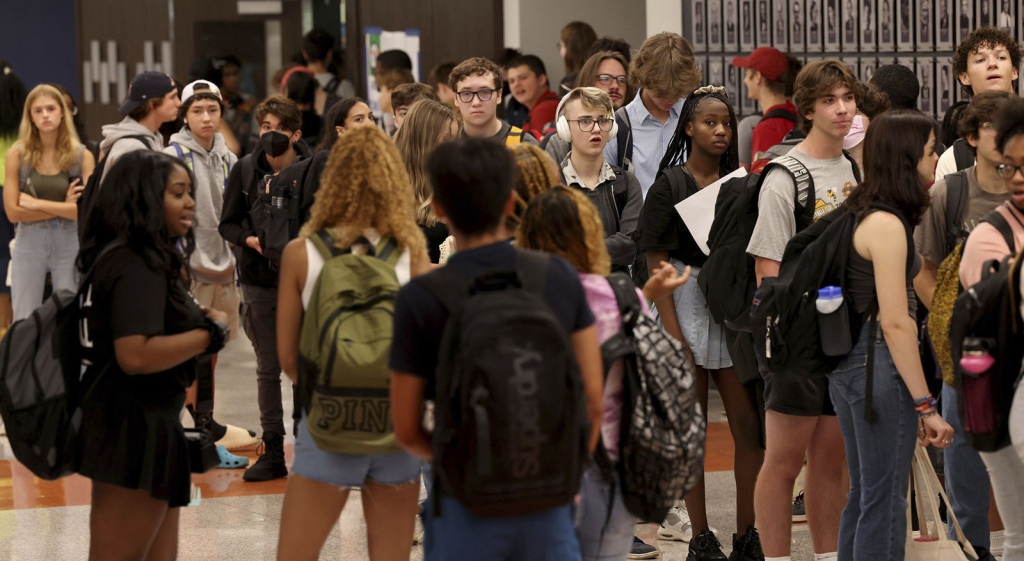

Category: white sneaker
[657, 506, 718, 543]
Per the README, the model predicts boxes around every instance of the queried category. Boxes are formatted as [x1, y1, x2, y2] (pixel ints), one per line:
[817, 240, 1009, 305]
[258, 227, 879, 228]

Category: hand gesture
[919, 414, 954, 449]
[65, 178, 85, 203]
[643, 261, 691, 302]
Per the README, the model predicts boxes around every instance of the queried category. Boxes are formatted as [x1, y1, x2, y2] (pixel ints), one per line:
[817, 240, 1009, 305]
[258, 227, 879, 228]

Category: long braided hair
[658, 86, 739, 177]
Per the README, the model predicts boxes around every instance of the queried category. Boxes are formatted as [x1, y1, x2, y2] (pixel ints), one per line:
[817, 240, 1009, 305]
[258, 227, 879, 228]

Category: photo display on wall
[726, 62, 742, 105]
[790, 0, 806, 52]
[937, 58, 953, 115]
[917, 57, 934, 115]
[996, 0, 1015, 35]
[824, 0, 840, 51]
[709, 57, 725, 87]
[918, 0, 933, 50]
[860, 0, 876, 51]
[756, 0, 772, 47]
[896, 0, 912, 51]
[806, 0, 823, 50]
[772, 0, 789, 50]
[741, 0, 756, 51]
[709, 0, 724, 52]
[936, 0, 953, 50]
[955, 0, 973, 44]
[841, 0, 858, 51]
[692, 0, 708, 51]
[725, 0, 740, 51]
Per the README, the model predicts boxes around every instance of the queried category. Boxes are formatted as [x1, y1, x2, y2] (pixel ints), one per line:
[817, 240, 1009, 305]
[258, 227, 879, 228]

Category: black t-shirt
[640, 168, 708, 267]
[80, 246, 205, 392]
[420, 221, 450, 264]
[388, 242, 595, 399]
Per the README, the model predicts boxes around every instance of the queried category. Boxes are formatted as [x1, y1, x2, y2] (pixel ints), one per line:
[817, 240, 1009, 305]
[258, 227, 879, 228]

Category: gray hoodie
[163, 129, 239, 284]
[99, 117, 165, 182]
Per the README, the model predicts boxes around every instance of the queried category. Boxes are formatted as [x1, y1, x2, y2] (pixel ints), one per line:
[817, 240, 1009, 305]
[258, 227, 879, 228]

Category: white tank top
[301, 228, 412, 310]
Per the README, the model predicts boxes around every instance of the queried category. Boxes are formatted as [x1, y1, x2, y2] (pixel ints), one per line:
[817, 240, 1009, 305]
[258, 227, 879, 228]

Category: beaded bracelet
[919, 409, 938, 419]
[913, 394, 935, 406]
[914, 396, 938, 412]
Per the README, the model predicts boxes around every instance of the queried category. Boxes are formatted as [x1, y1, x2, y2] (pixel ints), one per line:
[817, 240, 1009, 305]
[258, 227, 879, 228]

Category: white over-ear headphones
[555, 90, 618, 143]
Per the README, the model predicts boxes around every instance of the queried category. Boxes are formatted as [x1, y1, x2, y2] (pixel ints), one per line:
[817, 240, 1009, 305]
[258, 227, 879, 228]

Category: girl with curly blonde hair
[516, 186, 689, 560]
[393, 99, 459, 262]
[275, 125, 428, 561]
[4, 84, 94, 321]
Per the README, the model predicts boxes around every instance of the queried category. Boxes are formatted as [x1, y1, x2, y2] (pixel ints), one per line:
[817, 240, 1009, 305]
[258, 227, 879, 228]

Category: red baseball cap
[732, 47, 788, 82]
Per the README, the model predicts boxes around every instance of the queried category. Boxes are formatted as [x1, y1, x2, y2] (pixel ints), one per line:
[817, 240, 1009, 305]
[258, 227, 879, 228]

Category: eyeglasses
[596, 74, 628, 87]
[981, 122, 998, 137]
[456, 89, 498, 103]
[995, 163, 1024, 180]
[566, 118, 615, 132]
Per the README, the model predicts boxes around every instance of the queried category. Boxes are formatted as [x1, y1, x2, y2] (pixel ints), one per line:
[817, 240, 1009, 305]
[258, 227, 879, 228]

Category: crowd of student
[2, 16, 1024, 561]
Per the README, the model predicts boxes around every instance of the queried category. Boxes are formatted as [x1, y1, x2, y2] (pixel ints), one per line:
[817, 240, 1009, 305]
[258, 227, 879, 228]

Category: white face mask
[844, 115, 866, 150]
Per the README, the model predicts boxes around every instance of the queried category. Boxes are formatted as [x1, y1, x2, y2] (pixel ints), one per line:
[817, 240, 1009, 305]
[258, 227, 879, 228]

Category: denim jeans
[829, 323, 919, 561]
[941, 383, 992, 549]
[11, 218, 79, 321]
[574, 463, 636, 561]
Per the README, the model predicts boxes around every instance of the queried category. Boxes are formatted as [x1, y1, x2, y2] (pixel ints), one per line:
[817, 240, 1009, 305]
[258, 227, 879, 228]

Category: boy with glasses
[449, 57, 538, 146]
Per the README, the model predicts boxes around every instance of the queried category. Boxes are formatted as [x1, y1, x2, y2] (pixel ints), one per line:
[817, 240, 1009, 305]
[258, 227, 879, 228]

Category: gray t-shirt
[913, 167, 1009, 267]
[746, 148, 858, 261]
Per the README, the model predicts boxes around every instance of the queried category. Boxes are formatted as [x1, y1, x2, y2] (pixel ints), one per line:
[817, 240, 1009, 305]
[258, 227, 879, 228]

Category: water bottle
[271, 182, 292, 210]
[815, 286, 844, 314]
[816, 286, 852, 356]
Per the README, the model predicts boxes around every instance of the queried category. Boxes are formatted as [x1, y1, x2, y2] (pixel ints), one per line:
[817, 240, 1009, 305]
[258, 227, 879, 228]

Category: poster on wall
[725, 0, 740, 51]
[741, 0, 756, 51]
[955, 0, 972, 44]
[995, 0, 1014, 34]
[917, 57, 934, 117]
[364, 27, 421, 115]
[976, 0, 993, 28]
[937, 59, 953, 116]
[693, 0, 708, 52]
[757, 0, 772, 47]
[918, 0, 933, 50]
[772, 0, 788, 49]
[878, 0, 894, 51]
[709, 0, 724, 52]
[896, 0, 913, 51]
[841, 0, 858, 51]
[790, 0, 806, 52]
[824, 0, 840, 51]
[860, 57, 878, 82]
[936, 0, 953, 50]
[860, 0, 876, 51]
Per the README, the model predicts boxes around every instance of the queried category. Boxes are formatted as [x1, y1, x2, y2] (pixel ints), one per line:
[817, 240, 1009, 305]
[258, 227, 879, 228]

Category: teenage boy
[302, 29, 355, 100]
[732, 47, 800, 162]
[219, 95, 312, 482]
[602, 32, 702, 199]
[99, 71, 180, 181]
[912, 91, 1014, 561]
[428, 61, 459, 113]
[505, 55, 561, 139]
[558, 87, 643, 270]
[389, 137, 603, 561]
[935, 27, 1021, 182]
[449, 57, 538, 146]
[391, 82, 440, 131]
[867, 64, 920, 111]
[747, 59, 861, 561]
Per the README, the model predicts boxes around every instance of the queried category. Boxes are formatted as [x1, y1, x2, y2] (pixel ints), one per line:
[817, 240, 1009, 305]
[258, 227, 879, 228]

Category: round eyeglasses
[566, 118, 615, 132]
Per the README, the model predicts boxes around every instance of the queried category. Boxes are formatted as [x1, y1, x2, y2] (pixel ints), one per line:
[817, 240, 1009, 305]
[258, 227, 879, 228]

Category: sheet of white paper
[674, 167, 748, 255]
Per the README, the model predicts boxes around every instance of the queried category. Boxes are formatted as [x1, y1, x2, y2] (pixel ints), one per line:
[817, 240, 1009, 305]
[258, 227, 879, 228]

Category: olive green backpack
[298, 229, 402, 454]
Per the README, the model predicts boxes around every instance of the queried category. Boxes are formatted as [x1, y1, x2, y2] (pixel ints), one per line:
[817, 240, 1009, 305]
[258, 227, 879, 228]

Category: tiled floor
[0, 334, 823, 560]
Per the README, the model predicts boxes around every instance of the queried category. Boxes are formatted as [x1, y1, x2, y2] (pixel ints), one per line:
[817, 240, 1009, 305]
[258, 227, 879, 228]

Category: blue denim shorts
[291, 415, 420, 487]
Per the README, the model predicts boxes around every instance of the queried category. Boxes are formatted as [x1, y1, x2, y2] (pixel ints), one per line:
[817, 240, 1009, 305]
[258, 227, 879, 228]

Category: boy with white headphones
[558, 87, 643, 272]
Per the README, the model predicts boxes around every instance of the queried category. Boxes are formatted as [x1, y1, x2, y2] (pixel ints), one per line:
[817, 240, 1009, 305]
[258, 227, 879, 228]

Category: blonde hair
[17, 84, 81, 171]
[629, 32, 701, 100]
[301, 126, 428, 265]
[517, 186, 611, 276]
[507, 144, 561, 231]
[393, 99, 458, 227]
[560, 86, 614, 120]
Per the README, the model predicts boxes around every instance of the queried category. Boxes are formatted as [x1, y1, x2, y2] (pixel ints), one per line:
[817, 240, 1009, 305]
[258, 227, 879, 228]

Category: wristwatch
[203, 317, 230, 355]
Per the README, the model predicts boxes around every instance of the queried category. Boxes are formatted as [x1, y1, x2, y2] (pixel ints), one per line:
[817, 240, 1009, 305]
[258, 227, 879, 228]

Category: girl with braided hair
[641, 87, 766, 560]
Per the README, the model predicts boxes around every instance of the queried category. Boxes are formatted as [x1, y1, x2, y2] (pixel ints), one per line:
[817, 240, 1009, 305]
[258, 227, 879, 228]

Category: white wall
[646, 0, 683, 36]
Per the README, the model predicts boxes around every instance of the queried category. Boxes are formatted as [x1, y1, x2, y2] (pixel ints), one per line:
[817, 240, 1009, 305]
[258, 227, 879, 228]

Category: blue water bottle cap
[818, 286, 842, 299]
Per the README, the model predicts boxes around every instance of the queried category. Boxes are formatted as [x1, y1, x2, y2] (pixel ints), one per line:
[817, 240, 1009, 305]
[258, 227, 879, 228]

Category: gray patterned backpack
[600, 273, 706, 523]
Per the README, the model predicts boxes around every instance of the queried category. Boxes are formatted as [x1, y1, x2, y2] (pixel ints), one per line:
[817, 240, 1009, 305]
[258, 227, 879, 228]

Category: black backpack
[948, 213, 1023, 452]
[632, 166, 699, 287]
[614, 106, 633, 171]
[0, 241, 123, 479]
[951, 138, 975, 173]
[597, 273, 706, 523]
[416, 249, 589, 517]
[260, 151, 328, 269]
[78, 135, 153, 243]
[750, 204, 914, 422]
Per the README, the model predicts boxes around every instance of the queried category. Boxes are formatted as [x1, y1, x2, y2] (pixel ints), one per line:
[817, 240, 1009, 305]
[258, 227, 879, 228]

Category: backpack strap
[761, 107, 798, 123]
[952, 138, 974, 172]
[610, 167, 629, 220]
[505, 126, 524, 147]
[841, 149, 862, 183]
[981, 208, 1018, 254]
[310, 229, 399, 264]
[944, 171, 970, 255]
[764, 155, 815, 230]
[514, 249, 550, 296]
[614, 106, 633, 171]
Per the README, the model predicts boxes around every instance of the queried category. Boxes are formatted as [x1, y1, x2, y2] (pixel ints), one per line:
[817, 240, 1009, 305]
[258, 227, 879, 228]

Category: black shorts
[759, 363, 836, 417]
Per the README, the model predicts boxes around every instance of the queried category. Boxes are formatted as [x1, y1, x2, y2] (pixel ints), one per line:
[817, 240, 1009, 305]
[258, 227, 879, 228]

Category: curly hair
[17, 84, 82, 172]
[995, 96, 1024, 154]
[301, 126, 427, 264]
[392, 99, 458, 227]
[507, 144, 561, 231]
[629, 32, 701, 100]
[951, 27, 1022, 96]
[858, 81, 891, 119]
[869, 64, 920, 110]
[449, 57, 503, 92]
[958, 90, 1015, 156]
[517, 186, 611, 276]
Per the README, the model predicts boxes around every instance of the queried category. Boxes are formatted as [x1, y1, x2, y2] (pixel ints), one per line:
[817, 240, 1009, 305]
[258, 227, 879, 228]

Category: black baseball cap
[119, 71, 176, 115]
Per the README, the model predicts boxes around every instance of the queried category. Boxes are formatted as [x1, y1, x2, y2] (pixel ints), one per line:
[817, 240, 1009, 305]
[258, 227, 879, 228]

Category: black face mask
[260, 131, 292, 157]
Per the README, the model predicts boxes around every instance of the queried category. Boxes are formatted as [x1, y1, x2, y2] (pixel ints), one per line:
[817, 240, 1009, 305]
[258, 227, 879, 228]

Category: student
[376, 67, 416, 135]
[732, 47, 802, 164]
[282, 69, 332, 148]
[505, 55, 561, 139]
[843, 82, 891, 173]
[643, 87, 765, 561]
[76, 150, 230, 561]
[0, 60, 25, 336]
[98, 71, 180, 182]
[935, 27, 1021, 182]
[955, 96, 1024, 561]
[389, 137, 603, 561]
[831, 110, 954, 561]
[747, 59, 862, 561]
[162, 80, 257, 456]
[320, 97, 376, 145]
[449, 57, 538, 146]
[602, 32, 702, 199]
[557, 87, 642, 271]
[867, 64, 919, 111]
[428, 61, 458, 113]
[558, 21, 599, 95]
[4, 85, 93, 321]
[517, 186, 688, 561]
[587, 36, 632, 62]
[219, 95, 311, 482]
[219, 56, 258, 155]
[390, 83, 440, 131]
[393, 100, 460, 263]
[302, 29, 356, 100]
[913, 91, 1014, 561]
[275, 126, 430, 561]
[544, 50, 632, 164]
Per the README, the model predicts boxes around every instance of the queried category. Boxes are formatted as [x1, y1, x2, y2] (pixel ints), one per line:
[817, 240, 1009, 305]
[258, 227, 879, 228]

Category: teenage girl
[641, 86, 765, 559]
[315, 97, 376, 153]
[4, 84, 94, 321]
[77, 150, 229, 561]
[276, 126, 430, 561]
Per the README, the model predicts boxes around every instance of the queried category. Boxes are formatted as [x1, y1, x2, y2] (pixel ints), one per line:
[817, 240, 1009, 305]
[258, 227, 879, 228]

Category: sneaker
[792, 490, 806, 523]
[658, 506, 719, 542]
[628, 535, 660, 559]
[242, 432, 287, 482]
[687, 530, 728, 561]
[728, 526, 764, 561]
